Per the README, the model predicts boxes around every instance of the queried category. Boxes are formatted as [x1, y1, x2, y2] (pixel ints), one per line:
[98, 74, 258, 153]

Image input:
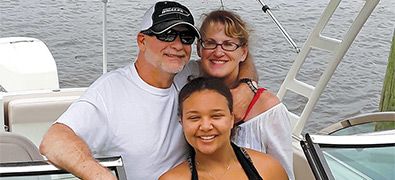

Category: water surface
[1, 0, 394, 134]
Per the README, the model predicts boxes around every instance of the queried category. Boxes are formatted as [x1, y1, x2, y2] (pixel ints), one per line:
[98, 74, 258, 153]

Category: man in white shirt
[40, 1, 256, 179]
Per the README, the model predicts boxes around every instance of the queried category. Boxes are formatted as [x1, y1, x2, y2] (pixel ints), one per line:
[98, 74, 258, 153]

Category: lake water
[1, 0, 394, 134]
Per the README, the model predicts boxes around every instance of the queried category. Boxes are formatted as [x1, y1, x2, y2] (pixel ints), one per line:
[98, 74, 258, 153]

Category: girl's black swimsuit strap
[232, 142, 263, 180]
[188, 145, 199, 180]
[188, 143, 263, 180]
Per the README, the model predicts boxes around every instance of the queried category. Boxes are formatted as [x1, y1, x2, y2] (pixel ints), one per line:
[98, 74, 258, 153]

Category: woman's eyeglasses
[142, 29, 196, 45]
[200, 40, 244, 52]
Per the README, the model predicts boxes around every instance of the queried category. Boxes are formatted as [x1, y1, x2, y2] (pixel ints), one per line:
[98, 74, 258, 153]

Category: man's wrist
[239, 78, 258, 94]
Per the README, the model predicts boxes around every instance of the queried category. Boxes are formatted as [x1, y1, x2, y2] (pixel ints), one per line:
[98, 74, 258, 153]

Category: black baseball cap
[140, 1, 200, 38]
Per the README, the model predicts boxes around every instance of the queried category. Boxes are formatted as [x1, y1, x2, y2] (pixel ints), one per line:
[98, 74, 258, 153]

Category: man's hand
[231, 83, 255, 123]
[40, 123, 117, 180]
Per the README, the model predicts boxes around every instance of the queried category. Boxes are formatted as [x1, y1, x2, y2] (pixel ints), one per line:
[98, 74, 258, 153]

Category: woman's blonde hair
[200, 10, 250, 46]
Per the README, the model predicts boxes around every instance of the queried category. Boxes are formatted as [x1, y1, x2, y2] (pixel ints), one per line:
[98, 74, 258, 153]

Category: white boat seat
[2, 89, 85, 147]
[0, 132, 53, 180]
[0, 132, 43, 162]
[6, 95, 79, 147]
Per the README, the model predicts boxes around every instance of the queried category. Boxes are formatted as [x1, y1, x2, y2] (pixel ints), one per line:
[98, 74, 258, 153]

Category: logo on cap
[160, 7, 190, 17]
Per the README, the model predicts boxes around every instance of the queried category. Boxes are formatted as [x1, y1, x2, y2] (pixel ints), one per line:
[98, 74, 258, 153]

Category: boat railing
[0, 156, 127, 180]
[319, 111, 395, 135]
[277, 0, 380, 137]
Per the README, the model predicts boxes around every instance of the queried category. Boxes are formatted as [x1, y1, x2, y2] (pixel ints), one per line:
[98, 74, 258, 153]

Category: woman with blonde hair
[193, 10, 293, 179]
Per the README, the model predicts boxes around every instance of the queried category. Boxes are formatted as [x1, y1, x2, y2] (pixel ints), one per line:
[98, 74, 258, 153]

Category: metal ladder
[276, 0, 380, 137]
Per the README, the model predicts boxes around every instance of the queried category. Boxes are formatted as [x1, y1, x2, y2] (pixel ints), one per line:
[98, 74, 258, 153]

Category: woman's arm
[239, 53, 259, 81]
[232, 54, 259, 121]
[262, 104, 294, 179]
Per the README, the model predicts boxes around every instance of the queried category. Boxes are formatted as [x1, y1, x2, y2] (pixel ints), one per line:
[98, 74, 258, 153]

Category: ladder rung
[287, 80, 315, 98]
[312, 36, 341, 52]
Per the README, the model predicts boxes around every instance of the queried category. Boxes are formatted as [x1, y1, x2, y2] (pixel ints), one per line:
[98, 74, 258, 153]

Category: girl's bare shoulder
[158, 161, 191, 180]
[245, 149, 288, 180]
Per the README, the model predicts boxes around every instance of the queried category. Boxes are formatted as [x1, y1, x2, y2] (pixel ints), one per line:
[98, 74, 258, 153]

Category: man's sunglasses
[142, 29, 196, 45]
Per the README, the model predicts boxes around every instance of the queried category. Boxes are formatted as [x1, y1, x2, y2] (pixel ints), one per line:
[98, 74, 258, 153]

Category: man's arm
[232, 53, 259, 121]
[39, 123, 116, 180]
[239, 53, 259, 82]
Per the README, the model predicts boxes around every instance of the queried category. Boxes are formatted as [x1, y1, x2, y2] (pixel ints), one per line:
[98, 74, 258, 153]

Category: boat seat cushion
[0, 132, 43, 162]
[7, 96, 79, 146]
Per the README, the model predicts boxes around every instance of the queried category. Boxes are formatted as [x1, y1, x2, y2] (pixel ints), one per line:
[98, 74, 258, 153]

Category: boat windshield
[301, 134, 395, 180]
[322, 145, 394, 180]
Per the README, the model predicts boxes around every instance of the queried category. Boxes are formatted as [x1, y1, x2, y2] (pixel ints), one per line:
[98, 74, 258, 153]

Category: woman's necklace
[196, 160, 232, 180]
